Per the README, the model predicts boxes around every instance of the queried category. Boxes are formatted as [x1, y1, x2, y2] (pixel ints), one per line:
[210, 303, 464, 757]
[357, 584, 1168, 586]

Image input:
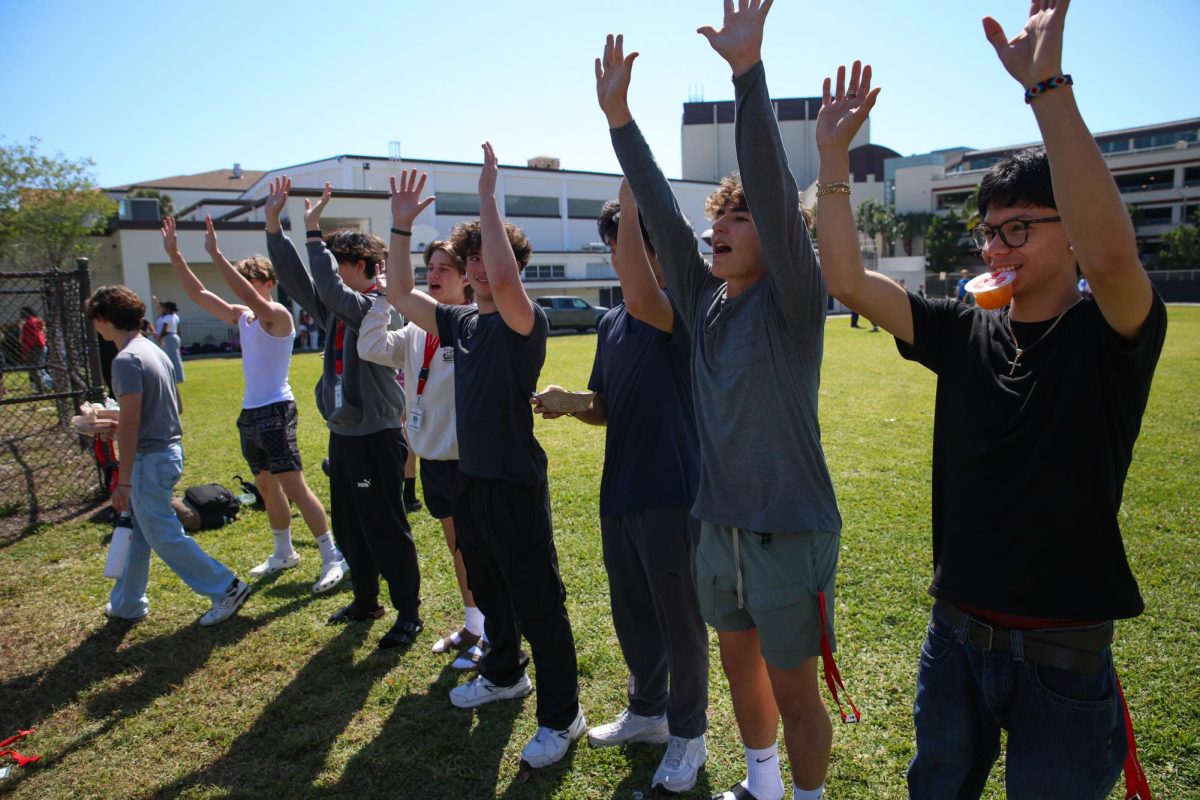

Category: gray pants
[600, 507, 708, 739]
[160, 334, 184, 382]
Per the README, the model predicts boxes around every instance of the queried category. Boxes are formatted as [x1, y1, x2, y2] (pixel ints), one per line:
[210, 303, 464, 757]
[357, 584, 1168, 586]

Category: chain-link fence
[1, 259, 107, 539]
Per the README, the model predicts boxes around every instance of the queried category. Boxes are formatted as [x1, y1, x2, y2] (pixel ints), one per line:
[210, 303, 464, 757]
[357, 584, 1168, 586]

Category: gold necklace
[1001, 299, 1081, 376]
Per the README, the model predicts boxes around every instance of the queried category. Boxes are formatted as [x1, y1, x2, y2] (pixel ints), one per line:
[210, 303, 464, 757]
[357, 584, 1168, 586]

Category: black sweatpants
[454, 475, 579, 730]
[601, 507, 709, 738]
[328, 429, 421, 620]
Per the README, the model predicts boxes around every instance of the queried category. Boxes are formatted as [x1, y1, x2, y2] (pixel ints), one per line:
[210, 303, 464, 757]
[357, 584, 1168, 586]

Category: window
[568, 198, 607, 219]
[414, 266, 428, 282]
[1133, 206, 1174, 225]
[435, 192, 480, 215]
[1098, 138, 1131, 154]
[1114, 170, 1175, 193]
[505, 195, 560, 217]
[1184, 167, 1200, 188]
[586, 262, 616, 280]
[525, 264, 565, 281]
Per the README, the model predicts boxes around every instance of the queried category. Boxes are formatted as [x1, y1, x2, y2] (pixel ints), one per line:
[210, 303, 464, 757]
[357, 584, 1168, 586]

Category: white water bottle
[103, 512, 134, 579]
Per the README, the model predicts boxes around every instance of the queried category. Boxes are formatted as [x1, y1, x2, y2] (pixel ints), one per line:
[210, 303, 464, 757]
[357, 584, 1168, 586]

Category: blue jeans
[108, 444, 236, 618]
[907, 605, 1126, 800]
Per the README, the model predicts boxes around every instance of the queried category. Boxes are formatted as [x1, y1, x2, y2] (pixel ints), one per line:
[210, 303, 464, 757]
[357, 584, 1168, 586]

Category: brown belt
[933, 600, 1113, 674]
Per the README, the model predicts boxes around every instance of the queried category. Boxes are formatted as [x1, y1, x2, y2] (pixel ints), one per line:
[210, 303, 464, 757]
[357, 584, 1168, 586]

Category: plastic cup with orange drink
[964, 270, 1015, 309]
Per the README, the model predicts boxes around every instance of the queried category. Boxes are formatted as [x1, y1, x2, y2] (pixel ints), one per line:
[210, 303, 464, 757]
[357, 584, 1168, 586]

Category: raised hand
[389, 170, 434, 227]
[304, 181, 332, 231]
[697, 0, 774, 77]
[595, 33, 638, 128]
[264, 176, 291, 226]
[203, 215, 221, 259]
[479, 142, 499, 198]
[160, 216, 179, 257]
[983, 0, 1068, 88]
[816, 61, 881, 154]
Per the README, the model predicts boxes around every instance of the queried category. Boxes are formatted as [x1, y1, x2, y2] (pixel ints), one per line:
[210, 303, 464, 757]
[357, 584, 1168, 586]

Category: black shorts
[237, 400, 303, 475]
[419, 458, 459, 520]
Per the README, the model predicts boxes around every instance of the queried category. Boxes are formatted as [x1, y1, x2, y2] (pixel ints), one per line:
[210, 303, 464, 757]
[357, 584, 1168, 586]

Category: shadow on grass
[0, 593, 317, 793]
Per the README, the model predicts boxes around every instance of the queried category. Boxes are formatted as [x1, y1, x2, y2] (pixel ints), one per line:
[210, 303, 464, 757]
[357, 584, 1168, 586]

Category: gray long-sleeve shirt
[267, 229, 404, 437]
[610, 61, 841, 535]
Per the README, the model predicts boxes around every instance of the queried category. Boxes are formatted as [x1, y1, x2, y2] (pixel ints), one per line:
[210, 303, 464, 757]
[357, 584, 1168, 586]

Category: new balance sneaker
[652, 733, 708, 794]
[249, 551, 300, 578]
[587, 708, 669, 748]
[449, 673, 533, 709]
[199, 579, 250, 626]
[520, 707, 587, 769]
[312, 558, 348, 594]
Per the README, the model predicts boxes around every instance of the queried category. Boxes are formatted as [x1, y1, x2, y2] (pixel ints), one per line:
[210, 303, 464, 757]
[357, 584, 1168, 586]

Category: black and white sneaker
[199, 579, 250, 626]
[520, 707, 587, 769]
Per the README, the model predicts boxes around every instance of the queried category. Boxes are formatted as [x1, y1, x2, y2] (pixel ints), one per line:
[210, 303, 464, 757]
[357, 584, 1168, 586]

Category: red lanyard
[416, 332, 441, 399]
[0, 728, 40, 768]
[819, 590, 860, 724]
[333, 284, 377, 377]
[1117, 672, 1153, 799]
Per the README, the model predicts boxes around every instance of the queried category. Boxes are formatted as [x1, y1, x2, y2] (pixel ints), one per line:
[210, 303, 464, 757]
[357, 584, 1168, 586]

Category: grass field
[1, 309, 1196, 799]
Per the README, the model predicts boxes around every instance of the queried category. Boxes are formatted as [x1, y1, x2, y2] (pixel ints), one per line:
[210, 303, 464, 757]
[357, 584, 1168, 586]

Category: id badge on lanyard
[334, 374, 344, 409]
[409, 398, 424, 432]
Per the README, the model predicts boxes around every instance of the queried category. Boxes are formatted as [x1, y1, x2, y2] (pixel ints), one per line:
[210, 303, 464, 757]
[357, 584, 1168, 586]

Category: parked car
[534, 296, 609, 332]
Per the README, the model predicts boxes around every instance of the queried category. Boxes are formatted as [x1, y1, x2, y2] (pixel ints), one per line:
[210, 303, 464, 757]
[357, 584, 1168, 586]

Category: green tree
[1156, 208, 1200, 269]
[855, 197, 898, 256]
[924, 210, 971, 274]
[0, 137, 117, 269]
[129, 187, 174, 218]
[895, 211, 934, 256]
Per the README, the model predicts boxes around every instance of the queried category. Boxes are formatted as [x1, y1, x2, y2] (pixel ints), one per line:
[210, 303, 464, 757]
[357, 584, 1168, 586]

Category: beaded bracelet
[1025, 74, 1072, 104]
[816, 181, 851, 197]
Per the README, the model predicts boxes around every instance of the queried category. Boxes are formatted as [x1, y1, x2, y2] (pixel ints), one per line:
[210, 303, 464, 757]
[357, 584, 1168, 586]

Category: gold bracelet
[816, 181, 851, 197]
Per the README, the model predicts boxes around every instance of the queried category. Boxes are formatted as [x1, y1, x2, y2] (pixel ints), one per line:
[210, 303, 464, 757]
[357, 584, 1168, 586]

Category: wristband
[816, 181, 851, 197]
[306, 228, 323, 239]
[391, 227, 413, 237]
[1025, 74, 1072, 103]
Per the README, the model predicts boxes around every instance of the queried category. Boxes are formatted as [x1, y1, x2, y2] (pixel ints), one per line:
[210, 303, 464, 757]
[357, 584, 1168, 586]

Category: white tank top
[239, 311, 295, 409]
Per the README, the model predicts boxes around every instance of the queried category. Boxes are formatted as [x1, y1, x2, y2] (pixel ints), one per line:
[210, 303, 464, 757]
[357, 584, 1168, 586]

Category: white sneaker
[249, 552, 300, 578]
[652, 733, 707, 794]
[103, 601, 148, 621]
[312, 558, 348, 594]
[587, 708, 669, 748]
[520, 707, 587, 769]
[199, 579, 250, 626]
[449, 673, 532, 709]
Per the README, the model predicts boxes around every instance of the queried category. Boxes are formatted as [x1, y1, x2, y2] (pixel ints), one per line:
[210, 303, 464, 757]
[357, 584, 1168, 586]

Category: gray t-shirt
[610, 61, 841, 535]
[112, 335, 183, 453]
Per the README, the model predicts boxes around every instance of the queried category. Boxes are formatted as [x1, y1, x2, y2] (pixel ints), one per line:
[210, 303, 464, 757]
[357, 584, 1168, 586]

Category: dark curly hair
[326, 228, 387, 278]
[597, 199, 655, 256]
[448, 220, 532, 269]
[87, 285, 146, 332]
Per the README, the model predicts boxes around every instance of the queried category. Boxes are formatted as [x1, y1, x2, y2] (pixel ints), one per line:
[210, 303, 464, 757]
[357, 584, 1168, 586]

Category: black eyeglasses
[969, 216, 1062, 250]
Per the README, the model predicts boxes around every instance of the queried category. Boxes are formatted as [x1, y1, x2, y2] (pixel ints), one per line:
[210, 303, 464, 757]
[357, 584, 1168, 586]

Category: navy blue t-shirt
[436, 303, 548, 485]
[588, 298, 699, 517]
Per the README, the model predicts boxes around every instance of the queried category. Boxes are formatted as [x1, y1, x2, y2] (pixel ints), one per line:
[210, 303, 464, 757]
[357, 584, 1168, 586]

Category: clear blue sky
[3, 0, 1197, 187]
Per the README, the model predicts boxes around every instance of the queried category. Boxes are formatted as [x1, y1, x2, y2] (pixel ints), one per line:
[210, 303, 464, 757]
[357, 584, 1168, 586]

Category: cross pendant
[1008, 347, 1024, 376]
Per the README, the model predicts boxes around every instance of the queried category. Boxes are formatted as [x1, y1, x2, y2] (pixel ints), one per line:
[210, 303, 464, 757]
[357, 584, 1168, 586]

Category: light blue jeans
[108, 444, 235, 618]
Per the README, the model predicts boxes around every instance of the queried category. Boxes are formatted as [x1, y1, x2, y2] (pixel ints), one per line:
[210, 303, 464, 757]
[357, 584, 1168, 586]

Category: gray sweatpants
[600, 507, 709, 739]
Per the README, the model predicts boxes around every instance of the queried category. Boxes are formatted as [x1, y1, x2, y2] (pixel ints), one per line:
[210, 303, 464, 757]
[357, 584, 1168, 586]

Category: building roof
[107, 168, 268, 193]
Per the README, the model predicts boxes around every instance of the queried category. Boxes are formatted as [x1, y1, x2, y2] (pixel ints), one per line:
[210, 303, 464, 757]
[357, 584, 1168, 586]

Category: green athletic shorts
[696, 521, 839, 670]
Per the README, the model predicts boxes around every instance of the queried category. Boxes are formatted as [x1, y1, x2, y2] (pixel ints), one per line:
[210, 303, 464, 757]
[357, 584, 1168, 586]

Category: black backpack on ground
[183, 483, 240, 530]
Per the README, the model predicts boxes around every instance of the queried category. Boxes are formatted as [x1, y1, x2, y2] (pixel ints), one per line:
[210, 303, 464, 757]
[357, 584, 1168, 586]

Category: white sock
[314, 531, 341, 563]
[794, 784, 825, 800]
[744, 742, 785, 800]
[464, 606, 485, 637]
[272, 528, 294, 559]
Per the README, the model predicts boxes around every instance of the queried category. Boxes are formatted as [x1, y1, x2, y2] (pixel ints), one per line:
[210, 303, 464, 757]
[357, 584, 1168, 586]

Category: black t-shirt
[897, 292, 1167, 619]
[436, 303, 548, 485]
[588, 299, 699, 517]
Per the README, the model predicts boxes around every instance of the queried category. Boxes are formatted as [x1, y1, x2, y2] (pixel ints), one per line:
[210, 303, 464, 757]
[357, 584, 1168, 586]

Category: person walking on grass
[88, 284, 249, 626]
[266, 178, 423, 653]
[383, 150, 583, 771]
[533, 179, 708, 794]
[814, 2, 1165, 796]
[359, 217, 488, 672]
[599, 4, 846, 797]
[159, 215, 348, 595]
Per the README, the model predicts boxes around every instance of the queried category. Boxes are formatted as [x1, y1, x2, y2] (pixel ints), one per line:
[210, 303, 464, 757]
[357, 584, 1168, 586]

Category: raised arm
[701, 0, 823, 330]
[204, 216, 292, 335]
[983, 0, 1152, 337]
[385, 171, 438, 335]
[303, 183, 374, 328]
[816, 62, 914, 343]
[615, 179, 674, 332]
[264, 176, 324, 322]
[160, 217, 242, 327]
[478, 143, 535, 336]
